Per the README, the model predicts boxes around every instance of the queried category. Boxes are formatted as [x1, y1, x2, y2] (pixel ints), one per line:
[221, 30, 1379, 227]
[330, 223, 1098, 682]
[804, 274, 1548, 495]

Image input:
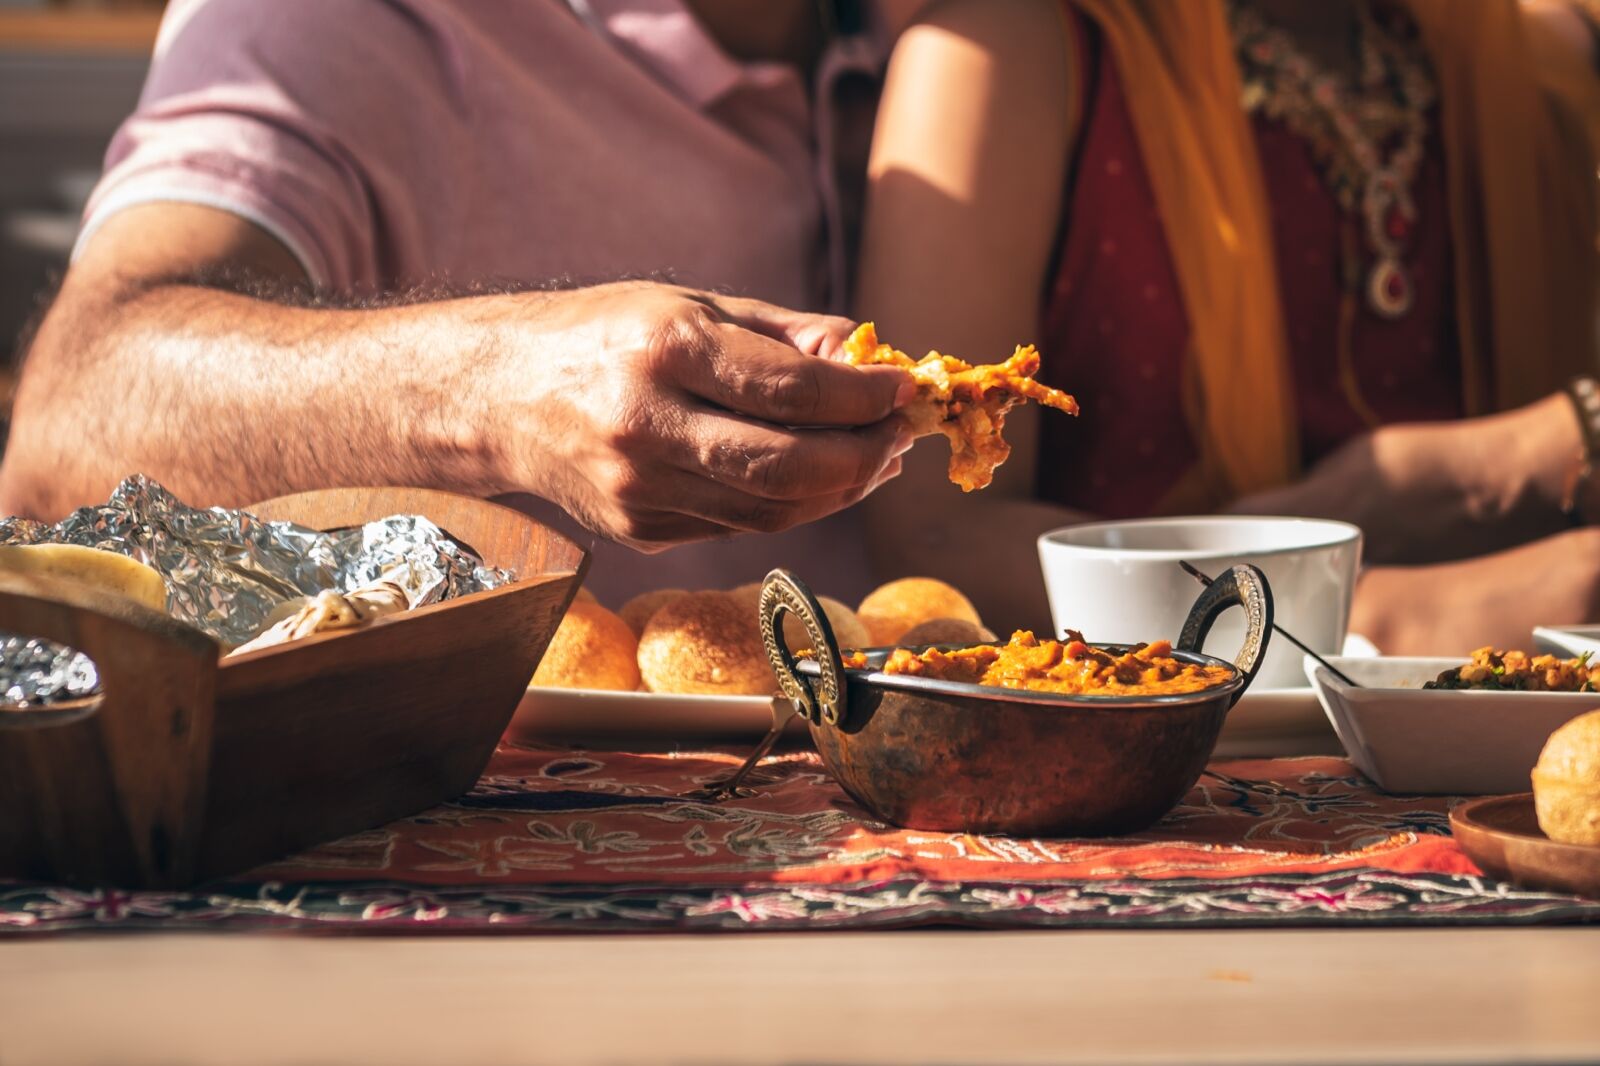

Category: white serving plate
[510, 637, 1379, 750]
[1533, 624, 1600, 659]
[1212, 686, 1342, 757]
[506, 688, 791, 745]
[508, 683, 1339, 753]
[1304, 655, 1600, 795]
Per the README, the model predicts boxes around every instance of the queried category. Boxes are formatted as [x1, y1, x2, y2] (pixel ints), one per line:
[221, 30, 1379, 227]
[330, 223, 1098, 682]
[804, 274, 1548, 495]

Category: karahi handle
[1177, 564, 1274, 708]
[758, 569, 848, 728]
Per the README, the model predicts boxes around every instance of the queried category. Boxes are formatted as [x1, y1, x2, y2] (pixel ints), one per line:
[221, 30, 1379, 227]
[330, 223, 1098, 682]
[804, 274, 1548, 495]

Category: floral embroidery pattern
[0, 872, 1594, 934]
[3, 748, 1596, 934]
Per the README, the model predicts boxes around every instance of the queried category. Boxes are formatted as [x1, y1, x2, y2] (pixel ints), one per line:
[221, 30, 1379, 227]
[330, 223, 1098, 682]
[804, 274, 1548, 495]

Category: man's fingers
[675, 323, 912, 427]
[606, 453, 902, 548]
[671, 407, 910, 501]
[607, 510, 733, 553]
[618, 460, 904, 537]
[705, 294, 857, 359]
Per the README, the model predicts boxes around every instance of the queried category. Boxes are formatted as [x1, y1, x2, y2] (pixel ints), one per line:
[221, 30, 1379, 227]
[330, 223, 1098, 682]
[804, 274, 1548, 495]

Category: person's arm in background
[1229, 0, 1600, 650]
[0, 203, 914, 550]
[1351, 526, 1600, 653]
[1222, 340, 1600, 654]
[1229, 0, 1599, 570]
[855, 0, 1089, 630]
[1227, 393, 1582, 566]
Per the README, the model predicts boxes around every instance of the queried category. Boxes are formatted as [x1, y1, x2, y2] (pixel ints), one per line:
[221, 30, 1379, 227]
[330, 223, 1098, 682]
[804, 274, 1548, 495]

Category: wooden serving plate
[1451, 794, 1600, 899]
[0, 488, 586, 889]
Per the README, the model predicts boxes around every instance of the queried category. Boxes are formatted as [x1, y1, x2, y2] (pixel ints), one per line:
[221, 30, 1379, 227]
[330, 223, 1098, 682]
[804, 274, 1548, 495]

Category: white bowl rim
[1038, 515, 1362, 560]
[1305, 654, 1600, 699]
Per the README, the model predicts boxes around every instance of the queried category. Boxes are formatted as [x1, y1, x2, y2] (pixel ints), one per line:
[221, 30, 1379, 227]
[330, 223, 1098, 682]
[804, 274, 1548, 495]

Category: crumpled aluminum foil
[0, 637, 100, 707]
[0, 475, 511, 705]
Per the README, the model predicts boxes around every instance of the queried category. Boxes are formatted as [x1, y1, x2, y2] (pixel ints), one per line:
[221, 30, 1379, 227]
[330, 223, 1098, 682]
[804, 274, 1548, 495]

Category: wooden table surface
[3, 926, 1599, 1065]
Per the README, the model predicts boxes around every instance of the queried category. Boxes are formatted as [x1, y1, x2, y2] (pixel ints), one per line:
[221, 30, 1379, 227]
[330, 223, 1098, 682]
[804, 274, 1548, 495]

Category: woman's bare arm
[1352, 526, 1600, 654]
[1228, 393, 1581, 565]
[855, 0, 1088, 630]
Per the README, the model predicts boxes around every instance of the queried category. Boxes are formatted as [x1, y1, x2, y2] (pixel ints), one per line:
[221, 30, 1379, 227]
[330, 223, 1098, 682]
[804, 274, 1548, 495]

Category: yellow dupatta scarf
[1067, 0, 1600, 501]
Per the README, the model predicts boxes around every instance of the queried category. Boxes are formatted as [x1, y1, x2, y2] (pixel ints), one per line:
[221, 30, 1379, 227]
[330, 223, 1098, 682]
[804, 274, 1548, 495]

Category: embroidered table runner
[4, 746, 1597, 932]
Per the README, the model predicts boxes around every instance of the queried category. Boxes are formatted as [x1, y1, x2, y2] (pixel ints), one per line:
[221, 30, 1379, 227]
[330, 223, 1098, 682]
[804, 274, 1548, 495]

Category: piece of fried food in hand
[843, 322, 1078, 491]
[858, 577, 983, 646]
[532, 601, 641, 691]
[638, 590, 773, 696]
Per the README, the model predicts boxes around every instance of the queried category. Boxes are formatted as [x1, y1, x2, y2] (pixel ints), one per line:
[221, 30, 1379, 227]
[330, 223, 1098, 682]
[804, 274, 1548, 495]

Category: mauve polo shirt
[77, 0, 887, 604]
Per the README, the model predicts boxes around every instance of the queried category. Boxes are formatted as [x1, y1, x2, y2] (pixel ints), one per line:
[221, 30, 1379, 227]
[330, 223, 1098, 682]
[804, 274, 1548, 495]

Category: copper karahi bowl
[758, 566, 1274, 837]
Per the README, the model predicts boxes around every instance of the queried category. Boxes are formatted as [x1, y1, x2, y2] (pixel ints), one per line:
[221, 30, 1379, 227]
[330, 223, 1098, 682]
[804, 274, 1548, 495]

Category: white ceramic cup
[1037, 517, 1362, 691]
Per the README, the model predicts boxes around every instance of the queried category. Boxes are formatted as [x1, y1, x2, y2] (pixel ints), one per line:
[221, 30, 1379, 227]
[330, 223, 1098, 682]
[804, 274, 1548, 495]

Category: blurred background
[0, 0, 161, 423]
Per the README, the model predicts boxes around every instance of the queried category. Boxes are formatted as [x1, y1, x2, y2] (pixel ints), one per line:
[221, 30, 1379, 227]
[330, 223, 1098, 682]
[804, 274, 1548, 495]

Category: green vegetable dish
[1425, 647, 1598, 692]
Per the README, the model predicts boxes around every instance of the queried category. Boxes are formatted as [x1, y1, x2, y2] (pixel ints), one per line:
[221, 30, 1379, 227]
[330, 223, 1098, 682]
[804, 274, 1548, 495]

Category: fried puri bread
[898, 617, 998, 647]
[532, 601, 641, 691]
[638, 590, 774, 696]
[1532, 709, 1600, 846]
[619, 588, 689, 637]
[858, 577, 983, 646]
[843, 322, 1078, 491]
[781, 594, 872, 653]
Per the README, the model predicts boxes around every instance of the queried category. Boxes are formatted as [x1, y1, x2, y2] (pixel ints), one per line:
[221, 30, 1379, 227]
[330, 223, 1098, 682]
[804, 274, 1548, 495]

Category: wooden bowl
[761, 566, 1274, 837]
[0, 488, 586, 888]
[1451, 794, 1600, 899]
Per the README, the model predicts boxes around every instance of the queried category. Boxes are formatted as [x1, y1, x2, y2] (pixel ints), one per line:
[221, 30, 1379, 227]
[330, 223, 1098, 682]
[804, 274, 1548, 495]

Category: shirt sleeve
[76, 0, 476, 291]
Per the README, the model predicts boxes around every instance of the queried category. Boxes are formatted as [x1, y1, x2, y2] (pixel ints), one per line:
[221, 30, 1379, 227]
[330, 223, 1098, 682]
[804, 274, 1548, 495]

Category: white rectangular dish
[1304, 656, 1600, 795]
[1533, 624, 1600, 659]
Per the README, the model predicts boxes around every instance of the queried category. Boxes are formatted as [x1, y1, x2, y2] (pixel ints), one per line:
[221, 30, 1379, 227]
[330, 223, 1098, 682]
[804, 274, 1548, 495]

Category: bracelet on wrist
[1561, 375, 1600, 525]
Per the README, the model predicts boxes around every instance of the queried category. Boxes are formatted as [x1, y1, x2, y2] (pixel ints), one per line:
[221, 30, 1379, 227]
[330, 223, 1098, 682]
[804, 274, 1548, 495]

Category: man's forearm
[1, 275, 513, 518]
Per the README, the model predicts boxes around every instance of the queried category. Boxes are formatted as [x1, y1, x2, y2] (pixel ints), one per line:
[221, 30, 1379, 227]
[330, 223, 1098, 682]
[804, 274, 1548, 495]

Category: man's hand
[0, 205, 914, 552]
[486, 283, 916, 550]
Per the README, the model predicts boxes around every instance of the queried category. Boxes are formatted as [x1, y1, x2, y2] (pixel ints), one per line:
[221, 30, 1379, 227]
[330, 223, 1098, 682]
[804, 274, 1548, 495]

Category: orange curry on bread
[842, 323, 1079, 491]
[843, 630, 1235, 697]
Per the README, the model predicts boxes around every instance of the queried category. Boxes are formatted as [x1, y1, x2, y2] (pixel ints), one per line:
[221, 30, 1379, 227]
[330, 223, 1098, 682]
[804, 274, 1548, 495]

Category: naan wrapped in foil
[0, 476, 510, 705]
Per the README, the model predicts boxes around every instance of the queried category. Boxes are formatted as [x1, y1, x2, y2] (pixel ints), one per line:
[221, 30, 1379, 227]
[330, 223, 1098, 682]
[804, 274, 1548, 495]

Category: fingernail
[892, 430, 917, 457]
[893, 380, 917, 409]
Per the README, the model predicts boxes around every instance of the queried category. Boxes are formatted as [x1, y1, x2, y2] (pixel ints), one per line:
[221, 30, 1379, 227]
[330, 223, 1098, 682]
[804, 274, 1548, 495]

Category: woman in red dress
[857, 0, 1600, 651]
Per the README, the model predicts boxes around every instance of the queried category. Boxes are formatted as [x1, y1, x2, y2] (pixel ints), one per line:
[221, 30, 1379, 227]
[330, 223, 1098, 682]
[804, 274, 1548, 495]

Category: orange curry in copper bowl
[757, 566, 1274, 837]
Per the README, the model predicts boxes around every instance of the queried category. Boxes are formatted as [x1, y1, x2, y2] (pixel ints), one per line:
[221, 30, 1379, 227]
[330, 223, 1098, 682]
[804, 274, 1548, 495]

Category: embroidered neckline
[1230, 0, 1437, 318]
